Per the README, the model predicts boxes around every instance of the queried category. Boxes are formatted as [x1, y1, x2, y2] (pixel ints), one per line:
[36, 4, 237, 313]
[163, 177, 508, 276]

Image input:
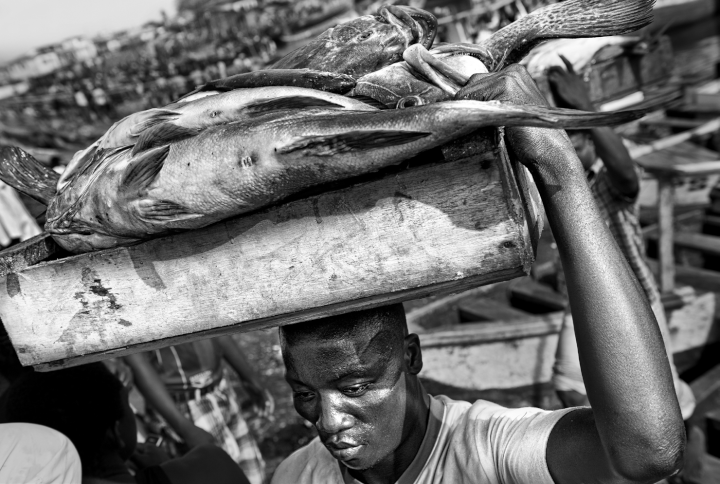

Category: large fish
[267, 5, 437, 78]
[1, 97, 645, 253]
[354, 0, 655, 107]
[58, 86, 378, 193]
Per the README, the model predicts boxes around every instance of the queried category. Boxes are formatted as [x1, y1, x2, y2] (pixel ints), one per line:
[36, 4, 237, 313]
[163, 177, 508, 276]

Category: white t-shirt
[271, 395, 575, 484]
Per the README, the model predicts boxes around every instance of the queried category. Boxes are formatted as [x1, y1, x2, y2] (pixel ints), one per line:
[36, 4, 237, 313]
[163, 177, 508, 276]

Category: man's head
[279, 304, 426, 471]
[569, 131, 597, 171]
[2, 363, 137, 475]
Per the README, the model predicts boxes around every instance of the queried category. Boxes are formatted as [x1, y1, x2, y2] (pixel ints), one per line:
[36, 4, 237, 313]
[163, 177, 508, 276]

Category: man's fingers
[559, 54, 574, 73]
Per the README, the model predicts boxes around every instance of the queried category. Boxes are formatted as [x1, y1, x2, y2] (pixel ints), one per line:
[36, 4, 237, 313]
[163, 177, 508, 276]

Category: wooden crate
[0, 130, 543, 370]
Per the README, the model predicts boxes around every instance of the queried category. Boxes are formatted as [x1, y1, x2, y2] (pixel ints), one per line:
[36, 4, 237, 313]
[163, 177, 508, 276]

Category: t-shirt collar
[340, 395, 445, 484]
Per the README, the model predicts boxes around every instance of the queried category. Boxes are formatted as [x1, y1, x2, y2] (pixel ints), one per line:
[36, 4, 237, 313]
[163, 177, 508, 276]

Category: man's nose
[316, 393, 354, 434]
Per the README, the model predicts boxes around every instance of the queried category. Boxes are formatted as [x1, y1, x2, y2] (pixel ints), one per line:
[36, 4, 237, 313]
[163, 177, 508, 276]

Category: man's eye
[293, 391, 315, 402]
[342, 384, 369, 396]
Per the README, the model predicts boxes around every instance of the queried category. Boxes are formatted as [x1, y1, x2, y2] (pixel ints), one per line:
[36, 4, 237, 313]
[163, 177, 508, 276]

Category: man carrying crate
[270, 66, 686, 484]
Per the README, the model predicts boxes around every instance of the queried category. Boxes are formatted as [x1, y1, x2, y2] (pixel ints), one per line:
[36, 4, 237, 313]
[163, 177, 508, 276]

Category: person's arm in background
[124, 352, 216, 448]
[548, 56, 639, 198]
[457, 66, 684, 484]
[215, 336, 274, 417]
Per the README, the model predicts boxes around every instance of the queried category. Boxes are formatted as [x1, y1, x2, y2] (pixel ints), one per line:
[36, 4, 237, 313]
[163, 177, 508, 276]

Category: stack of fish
[0, 0, 656, 254]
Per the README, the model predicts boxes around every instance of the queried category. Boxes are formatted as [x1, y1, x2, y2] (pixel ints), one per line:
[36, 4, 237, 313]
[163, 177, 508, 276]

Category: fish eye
[358, 31, 373, 41]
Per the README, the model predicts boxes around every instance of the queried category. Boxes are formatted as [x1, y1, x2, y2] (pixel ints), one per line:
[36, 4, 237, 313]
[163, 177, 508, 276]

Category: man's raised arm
[457, 66, 685, 484]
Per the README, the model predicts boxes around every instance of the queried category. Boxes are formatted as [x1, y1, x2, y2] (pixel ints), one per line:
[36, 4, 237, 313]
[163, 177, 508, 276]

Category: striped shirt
[588, 162, 661, 305]
[149, 340, 224, 393]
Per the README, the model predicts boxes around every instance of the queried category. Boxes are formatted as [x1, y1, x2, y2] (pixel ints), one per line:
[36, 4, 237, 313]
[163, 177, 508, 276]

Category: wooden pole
[657, 176, 676, 294]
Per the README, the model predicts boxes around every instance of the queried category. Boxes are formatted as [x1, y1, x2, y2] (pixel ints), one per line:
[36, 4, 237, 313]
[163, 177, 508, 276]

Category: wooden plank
[419, 311, 564, 348]
[640, 117, 706, 129]
[658, 177, 676, 293]
[673, 232, 720, 257]
[0, 139, 538, 370]
[629, 118, 720, 161]
[458, 297, 529, 322]
[0, 233, 56, 279]
[648, 231, 720, 257]
[509, 278, 567, 312]
[691, 363, 720, 404]
[648, 259, 720, 294]
[706, 215, 720, 228]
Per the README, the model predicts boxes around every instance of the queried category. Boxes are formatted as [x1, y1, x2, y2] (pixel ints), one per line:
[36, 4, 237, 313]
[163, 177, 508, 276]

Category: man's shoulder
[271, 437, 342, 484]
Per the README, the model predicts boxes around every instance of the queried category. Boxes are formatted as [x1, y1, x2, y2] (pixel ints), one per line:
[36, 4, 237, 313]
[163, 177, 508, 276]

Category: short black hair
[279, 304, 408, 362]
[2, 363, 125, 473]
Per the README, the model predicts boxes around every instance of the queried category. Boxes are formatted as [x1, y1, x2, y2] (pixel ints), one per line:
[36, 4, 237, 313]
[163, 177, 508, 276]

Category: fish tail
[457, 102, 648, 129]
[0, 145, 59, 205]
[483, 0, 655, 70]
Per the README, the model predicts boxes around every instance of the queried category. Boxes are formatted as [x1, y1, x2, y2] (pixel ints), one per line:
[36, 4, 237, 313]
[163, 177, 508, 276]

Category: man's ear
[404, 333, 423, 375]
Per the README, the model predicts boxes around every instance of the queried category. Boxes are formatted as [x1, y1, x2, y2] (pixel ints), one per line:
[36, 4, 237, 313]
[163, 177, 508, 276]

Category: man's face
[283, 330, 414, 470]
[570, 131, 596, 171]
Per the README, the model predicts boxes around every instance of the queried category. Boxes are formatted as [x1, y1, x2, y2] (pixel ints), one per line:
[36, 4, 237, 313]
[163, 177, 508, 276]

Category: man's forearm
[124, 353, 196, 435]
[533, 149, 683, 476]
[216, 336, 262, 388]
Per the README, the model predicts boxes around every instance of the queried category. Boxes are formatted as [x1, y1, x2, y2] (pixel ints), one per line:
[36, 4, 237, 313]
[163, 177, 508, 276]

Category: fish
[97, 86, 377, 152]
[56, 86, 378, 193]
[269, 5, 437, 78]
[433, 0, 656, 72]
[180, 68, 357, 100]
[353, 50, 485, 108]
[1, 99, 646, 253]
[354, 0, 655, 106]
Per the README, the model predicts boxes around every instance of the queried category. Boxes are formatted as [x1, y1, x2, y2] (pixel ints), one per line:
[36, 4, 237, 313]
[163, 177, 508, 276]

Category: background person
[125, 335, 272, 484]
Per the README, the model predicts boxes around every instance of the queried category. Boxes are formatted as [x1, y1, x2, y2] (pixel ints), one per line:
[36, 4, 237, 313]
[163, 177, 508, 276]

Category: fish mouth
[378, 5, 437, 50]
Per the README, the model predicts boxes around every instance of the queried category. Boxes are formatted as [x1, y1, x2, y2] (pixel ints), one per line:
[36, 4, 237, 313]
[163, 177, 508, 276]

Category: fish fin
[122, 145, 170, 192]
[346, 95, 391, 110]
[135, 199, 203, 223]
[0, 145, 59, 205]
[483, 0, 655, 69]
[132, 124, 198, 155]
[533, 0, 655, 38]
[129, 109, 181, 136]
[279, 130, 431, 157]
[243, 96, 346, 115]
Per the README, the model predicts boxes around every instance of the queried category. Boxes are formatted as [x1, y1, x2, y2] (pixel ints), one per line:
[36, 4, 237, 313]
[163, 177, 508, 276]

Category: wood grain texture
[0, 138, 538, 370]
[0, 233, 56, 279]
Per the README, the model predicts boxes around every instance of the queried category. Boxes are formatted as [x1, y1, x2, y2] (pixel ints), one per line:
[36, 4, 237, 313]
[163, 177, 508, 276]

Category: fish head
[271, 5, 437, 78]
[353, 62, 448, 108]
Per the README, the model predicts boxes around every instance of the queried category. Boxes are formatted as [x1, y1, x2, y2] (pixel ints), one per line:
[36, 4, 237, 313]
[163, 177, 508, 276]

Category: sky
[0, 0, 178, 63]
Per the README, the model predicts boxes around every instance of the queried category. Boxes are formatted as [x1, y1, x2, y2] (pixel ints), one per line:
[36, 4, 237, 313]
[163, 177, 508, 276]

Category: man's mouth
[326, 442, 364, 461]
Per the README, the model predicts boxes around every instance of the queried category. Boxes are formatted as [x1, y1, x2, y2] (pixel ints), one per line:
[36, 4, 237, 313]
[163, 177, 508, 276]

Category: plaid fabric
[145, 376, 266, 484]
[588, 163, 661, 305]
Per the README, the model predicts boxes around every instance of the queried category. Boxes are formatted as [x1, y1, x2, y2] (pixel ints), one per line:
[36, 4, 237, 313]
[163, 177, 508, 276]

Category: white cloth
[271, 395, 574, 484]
[0, 423, 82, 484]
[521, 37, 638, 79]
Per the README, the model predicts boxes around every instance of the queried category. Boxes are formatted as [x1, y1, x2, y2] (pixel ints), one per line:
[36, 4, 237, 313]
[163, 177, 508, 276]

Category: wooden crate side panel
[1, 153, 529, 368]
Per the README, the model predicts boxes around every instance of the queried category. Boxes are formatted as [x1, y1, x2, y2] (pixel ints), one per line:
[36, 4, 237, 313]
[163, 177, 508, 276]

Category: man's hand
[131, 442, 171, 469]
[246, 385, 275, 418]
[180, 425, 216, 449]
[547, 55, 594, 111]
[455, 64, 583, 178]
